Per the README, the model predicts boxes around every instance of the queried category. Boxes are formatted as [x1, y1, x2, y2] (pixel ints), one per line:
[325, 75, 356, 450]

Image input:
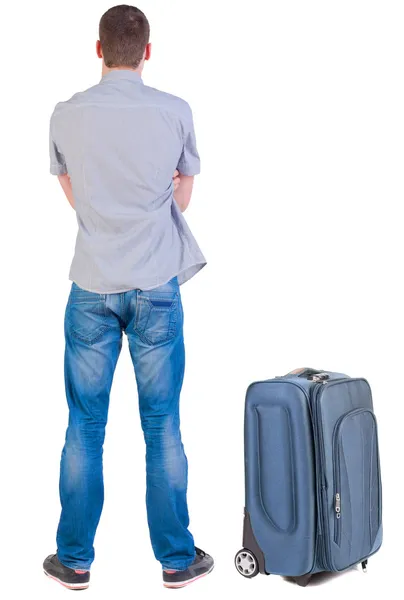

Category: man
[44, 4, 213, 590]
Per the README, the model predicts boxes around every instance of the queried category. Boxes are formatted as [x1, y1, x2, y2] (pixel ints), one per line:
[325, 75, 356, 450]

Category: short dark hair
[99, 5, 150, 69]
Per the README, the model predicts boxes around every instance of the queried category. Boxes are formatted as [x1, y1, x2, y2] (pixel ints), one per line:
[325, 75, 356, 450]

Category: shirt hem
[69, 260, 207, 294]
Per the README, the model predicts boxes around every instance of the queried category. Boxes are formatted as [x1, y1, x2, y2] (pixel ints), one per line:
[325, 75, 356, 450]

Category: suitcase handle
[285, 367, 329, 381]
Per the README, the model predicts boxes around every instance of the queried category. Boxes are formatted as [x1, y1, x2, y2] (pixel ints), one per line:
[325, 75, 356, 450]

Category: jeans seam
[68, 324, 110, 346]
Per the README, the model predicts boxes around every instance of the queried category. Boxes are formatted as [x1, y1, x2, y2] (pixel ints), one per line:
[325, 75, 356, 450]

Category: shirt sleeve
[177, 105, 200, 176]
[49, 115, 67, 176]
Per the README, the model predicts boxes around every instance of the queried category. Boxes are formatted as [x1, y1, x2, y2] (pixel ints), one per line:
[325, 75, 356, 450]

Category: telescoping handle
[284, 367, 330, 382]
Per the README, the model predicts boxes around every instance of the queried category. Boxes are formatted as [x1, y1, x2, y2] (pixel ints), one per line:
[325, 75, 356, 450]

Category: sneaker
[163, 547, 214, 589]
[43, 554, 90, 590]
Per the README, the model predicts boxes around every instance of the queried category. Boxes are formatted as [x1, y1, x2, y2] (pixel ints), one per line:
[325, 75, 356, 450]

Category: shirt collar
[101, 70, 143, 84]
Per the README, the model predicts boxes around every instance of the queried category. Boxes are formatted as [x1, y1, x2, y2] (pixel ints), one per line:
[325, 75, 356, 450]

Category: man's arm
[58, 174, 75, 210]
[173, 170, 194, 212]
[174, 104, 200, 212]
[50, 115, 74, 208]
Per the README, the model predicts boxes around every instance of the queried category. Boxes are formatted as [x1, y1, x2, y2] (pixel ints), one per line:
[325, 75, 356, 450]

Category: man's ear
[145, 42, 152, 61]
[96, 40, 103, 59]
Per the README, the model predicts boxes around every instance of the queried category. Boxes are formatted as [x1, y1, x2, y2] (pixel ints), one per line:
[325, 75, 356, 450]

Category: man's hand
[58, 173, 75, 209]
[173, 169, 181, 191]
[172, 170, 194, 212]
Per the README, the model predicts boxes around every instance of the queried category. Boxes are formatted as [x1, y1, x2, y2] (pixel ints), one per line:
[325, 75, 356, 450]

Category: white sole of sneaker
[163, 564, 214, 589]
[44, 571, 90, 590]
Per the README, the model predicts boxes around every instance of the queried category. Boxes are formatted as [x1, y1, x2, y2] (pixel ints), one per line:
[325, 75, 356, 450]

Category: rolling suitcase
[235, 368, 383, 586]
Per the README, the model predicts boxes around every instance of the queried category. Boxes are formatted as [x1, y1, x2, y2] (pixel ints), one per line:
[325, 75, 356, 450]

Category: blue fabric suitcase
[235, 368, 383, 586]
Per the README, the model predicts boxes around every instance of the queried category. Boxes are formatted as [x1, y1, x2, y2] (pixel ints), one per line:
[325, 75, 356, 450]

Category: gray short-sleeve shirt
[50, 70, 206, 293]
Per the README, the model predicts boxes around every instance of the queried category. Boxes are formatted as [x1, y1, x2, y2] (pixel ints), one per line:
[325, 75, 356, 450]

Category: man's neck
[102, 65, 143, 77]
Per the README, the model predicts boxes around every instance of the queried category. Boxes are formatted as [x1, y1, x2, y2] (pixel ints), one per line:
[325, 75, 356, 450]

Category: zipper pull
[309, 372, 330, 383]
[335, 493, 341, 518]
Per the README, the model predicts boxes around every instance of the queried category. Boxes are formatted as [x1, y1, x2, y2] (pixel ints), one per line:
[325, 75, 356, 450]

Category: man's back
[50, 70, 205, 293]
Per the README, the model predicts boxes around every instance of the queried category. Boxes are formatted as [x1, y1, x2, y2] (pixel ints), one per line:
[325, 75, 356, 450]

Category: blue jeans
[56, 277, 195, 571]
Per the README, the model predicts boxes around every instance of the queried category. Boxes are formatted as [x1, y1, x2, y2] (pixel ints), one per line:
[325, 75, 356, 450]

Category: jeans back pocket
[135, 291, 180, 345]
[65, 284, 109, 345]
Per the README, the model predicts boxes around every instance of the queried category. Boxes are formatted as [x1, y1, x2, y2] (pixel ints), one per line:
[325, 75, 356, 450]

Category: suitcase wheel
[235, 549, 259, 578]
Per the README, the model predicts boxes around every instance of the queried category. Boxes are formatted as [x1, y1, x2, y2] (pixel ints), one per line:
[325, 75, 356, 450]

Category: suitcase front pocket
[332, 408, 381, 558]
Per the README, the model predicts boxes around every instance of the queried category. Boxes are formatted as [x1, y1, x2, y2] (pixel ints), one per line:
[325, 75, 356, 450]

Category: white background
[1, 0, 403, 598]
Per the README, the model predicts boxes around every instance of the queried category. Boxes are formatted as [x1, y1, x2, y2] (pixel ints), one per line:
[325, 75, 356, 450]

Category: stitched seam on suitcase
[369, 421, 380, 548]
[361, 423, 366, 559]
[369, 423, 375, 548]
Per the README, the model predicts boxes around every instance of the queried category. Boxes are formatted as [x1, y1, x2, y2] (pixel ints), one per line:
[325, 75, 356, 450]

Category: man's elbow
[179, 193, 192, 212]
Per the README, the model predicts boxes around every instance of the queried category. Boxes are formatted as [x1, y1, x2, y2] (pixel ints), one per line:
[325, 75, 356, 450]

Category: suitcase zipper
[334, 493, 341, 545]
[312, 383, 333, 570]
[333, 412, 344, 547]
